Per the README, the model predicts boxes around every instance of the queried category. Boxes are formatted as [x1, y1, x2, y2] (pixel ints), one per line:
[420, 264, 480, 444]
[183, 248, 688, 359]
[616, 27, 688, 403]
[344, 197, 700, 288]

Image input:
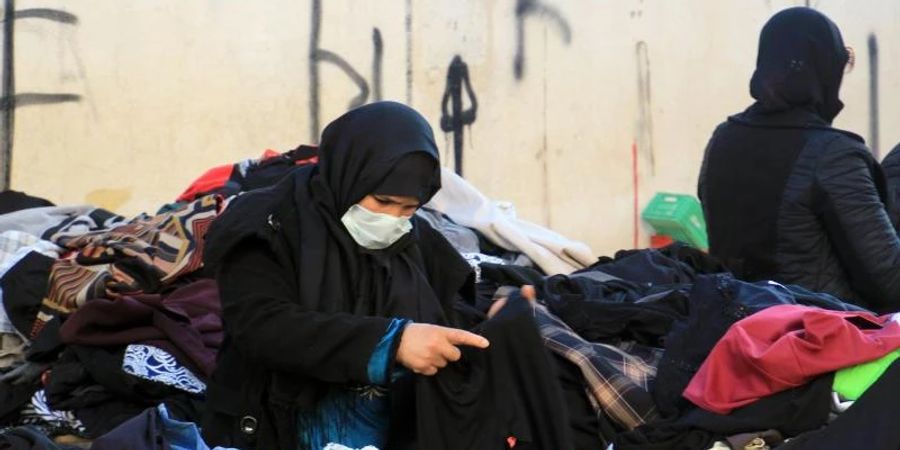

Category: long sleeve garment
[683, 305, 900, 414]
[216, 239, 392, 385]
[698, 8, 900, 313]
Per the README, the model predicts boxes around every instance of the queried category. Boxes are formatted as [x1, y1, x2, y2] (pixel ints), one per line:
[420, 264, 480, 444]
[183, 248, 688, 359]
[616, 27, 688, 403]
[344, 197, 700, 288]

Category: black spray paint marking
[439, 56, 477, 176]
[307, 0, 382, 143]
[4, 93, 80, 108]
[513, 0, 571, 80]
[308, 0, 322, 143]
[0, 2, 79, 189]
[2, 0, 14, 190]
[405, 0, 413, 104]
[315, 50, 369, 109]
[372, 28, 383, 102]
[13, 8, 77, 24]
[868, 33, 879, 159]
[635, 41, 655, 174]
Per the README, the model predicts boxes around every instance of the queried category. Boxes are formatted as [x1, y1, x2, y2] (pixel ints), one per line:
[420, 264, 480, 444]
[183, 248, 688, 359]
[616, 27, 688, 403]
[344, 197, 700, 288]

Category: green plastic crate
[641, 192, 709, 250]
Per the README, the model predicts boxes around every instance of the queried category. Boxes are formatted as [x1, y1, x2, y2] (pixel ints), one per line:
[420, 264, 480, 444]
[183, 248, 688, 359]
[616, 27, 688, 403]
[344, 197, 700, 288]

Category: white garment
[323, 445, 379, 450]
[0, 232, 61, 335]
[123, 344, 207, 394]
[0, 205, 94, 237]
[425, 169, 595, 275]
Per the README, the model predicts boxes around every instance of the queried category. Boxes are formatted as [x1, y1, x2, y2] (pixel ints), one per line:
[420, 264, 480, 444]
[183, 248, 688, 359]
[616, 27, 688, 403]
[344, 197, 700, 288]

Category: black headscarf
[372, 153, 439, 204]
[293, 101, 454, 324]
[312, 102, 441, 216]
[206, 102, 466, 326]
[746, 7, 849, 124]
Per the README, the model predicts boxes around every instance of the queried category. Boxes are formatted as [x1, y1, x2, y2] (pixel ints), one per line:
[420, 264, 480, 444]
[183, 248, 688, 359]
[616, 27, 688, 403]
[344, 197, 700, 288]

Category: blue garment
[367, 319, 409, 385]
[298, 318, 409, 450]
[158, 404, 238, 450]
[92, 404, 236, 450]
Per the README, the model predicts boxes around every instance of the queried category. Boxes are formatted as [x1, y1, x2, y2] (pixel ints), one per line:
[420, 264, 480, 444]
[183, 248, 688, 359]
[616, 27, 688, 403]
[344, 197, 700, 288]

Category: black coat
[698, 8, 900, 313]
[880, 143, 900, 228]
[699, 110, 900, 313]
[199, 102, 474, 449]
[199, 170, 473, 449]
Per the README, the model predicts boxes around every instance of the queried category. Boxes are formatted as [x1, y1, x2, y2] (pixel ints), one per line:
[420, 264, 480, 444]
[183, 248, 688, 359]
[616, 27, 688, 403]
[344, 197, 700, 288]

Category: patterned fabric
[31, 261, 115, 338]
[61, 194, 222, 285]
[43, 208, 126, 247]
[33, 195, 225, 335]
[122, 344, 206, 394]
[18, 390, 87, 438]
[534, 304, 661, 430]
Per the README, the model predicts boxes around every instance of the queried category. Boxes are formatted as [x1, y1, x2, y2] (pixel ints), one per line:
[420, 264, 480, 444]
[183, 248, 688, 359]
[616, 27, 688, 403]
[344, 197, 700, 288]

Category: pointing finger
[444, 328, 489, 349]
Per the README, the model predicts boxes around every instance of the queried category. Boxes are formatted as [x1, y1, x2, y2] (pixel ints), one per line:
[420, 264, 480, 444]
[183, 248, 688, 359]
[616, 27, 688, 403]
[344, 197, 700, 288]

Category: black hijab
[298, 101, 449, 323]
[206, 102, 467, 326]
[744, 7, 849, 125]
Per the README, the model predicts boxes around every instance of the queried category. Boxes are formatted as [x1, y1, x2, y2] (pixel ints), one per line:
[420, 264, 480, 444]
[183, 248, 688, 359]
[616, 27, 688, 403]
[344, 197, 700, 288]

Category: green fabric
[833, 349, 900, 400]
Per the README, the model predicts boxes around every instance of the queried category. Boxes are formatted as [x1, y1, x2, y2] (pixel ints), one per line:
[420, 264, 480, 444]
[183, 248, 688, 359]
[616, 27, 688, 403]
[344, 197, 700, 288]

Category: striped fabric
[33, 195, 225, 337]
[61, 194, 222, 285]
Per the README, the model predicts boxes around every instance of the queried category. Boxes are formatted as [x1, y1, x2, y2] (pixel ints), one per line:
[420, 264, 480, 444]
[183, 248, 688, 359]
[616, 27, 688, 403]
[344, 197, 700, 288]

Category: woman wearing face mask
[200, 102, 489, 450]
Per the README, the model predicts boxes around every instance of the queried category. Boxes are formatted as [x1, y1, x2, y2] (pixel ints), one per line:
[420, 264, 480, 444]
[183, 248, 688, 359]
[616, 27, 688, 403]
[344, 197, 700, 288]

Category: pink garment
[683, 304, 900, 414]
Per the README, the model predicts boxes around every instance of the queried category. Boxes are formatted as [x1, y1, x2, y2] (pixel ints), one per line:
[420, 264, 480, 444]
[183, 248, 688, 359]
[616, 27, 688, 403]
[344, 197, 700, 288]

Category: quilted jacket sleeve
[814, 138, 900, 313]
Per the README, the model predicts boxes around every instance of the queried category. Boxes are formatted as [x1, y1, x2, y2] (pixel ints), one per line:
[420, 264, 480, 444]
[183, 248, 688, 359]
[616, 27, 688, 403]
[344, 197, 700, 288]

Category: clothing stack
[1, 145, 897, 450]
[469, 244, 900, 450]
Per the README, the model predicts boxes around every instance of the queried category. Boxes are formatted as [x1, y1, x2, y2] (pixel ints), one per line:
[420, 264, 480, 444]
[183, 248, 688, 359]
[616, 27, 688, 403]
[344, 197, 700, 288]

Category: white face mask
[340, 204, 413, 250]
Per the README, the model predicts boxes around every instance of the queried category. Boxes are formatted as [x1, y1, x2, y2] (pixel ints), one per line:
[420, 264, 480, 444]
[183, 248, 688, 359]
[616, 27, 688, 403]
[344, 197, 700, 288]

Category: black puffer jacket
[698, 8, 900, 313]
[880, 143, 900, 228]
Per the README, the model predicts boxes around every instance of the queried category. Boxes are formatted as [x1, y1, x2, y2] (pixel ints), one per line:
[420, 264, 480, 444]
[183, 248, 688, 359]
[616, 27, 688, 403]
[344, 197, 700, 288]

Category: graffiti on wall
[635, 41, 655, 174]
[1, 1, 82, 189]
[513, 0, 572, 81]
[307, 0, 384, 143]
[868, 33, 880, 159]
[440, 56, 478, 177]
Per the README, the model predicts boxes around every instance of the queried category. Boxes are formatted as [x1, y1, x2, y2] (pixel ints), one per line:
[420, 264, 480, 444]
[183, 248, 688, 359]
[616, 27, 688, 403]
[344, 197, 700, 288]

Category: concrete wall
[5, 0, 899, 256]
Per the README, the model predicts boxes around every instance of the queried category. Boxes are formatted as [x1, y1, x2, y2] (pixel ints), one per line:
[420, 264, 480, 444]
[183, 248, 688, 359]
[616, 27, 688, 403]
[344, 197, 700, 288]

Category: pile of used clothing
[0, 146, 896, 450]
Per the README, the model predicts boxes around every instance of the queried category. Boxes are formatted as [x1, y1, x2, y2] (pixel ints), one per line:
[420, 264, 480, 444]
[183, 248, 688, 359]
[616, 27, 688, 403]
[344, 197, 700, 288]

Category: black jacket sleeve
[216, 238, 392, 384]
[815, 141, 900, 312]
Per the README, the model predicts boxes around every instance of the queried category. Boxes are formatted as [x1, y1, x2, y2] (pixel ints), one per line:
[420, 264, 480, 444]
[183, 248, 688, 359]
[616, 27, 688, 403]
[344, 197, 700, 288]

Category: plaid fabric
[535, 304, 661, 430]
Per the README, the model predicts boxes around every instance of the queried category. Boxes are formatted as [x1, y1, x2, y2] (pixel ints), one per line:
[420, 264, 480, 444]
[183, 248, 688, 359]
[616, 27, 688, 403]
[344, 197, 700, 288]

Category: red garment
[176, 148, 319, 202]
[176, 163, 234, 202]
[683, 304, 900, 414]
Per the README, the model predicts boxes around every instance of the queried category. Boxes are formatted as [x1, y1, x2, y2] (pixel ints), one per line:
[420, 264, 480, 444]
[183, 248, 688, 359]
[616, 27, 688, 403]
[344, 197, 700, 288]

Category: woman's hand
[396, 324, 489, 375]
[487, 285, 537, 318]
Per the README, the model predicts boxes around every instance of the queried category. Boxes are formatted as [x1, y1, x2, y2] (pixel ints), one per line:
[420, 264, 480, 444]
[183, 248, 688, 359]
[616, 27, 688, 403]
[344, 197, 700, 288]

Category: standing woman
[698, 7, 900, 312]
[201, 102, 489, 450]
